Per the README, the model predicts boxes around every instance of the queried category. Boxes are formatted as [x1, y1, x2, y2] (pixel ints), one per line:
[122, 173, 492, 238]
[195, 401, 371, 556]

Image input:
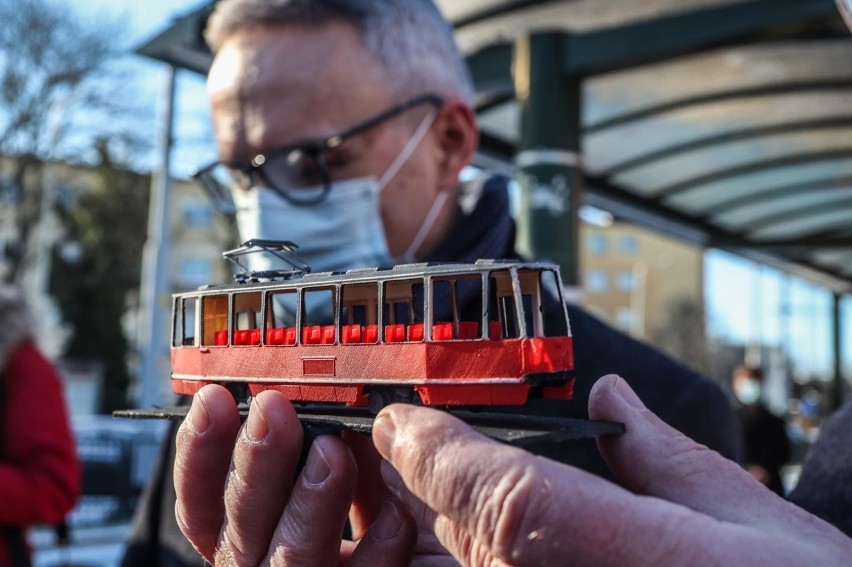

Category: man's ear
[432, 98, 479, 191]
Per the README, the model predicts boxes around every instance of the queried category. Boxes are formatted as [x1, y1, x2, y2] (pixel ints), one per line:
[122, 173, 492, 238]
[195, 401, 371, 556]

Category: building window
[179, 258, 212, 287]
[587, 233, 608, 256]
[585, 269, 608, 294]
[182, 198, 213, 228]
[619, 235, 639, 254]
[617, 270, 636, 292]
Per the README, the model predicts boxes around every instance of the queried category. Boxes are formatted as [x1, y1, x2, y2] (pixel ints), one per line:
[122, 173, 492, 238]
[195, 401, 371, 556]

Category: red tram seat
[283, 327, 296, 345]
[266, 327, 296, 345]
[249, 329, 261, 345]
[342, 324, 362, 344]
[234, 330, 250, 345]
[363, 324, 379, 343]
[303, 325, 322, 345]
[433, 322, 454, 341]
[214, 330, 228, 346]
[266, 328, 282, 345]
[457, 321, 479, 340]
[321, 325, 336, 344]
[489, 320, 503, 340]
[385, 323, 405, 343]
[408, 322, 424, 342]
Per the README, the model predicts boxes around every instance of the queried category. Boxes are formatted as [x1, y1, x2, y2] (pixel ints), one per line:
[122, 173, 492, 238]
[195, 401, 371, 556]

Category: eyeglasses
[192, 93, 444, 209]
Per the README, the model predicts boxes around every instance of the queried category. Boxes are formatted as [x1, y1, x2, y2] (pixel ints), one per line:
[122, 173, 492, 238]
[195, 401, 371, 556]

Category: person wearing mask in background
[732, 364, 791, 496]
[123, 1, 748, 565]
[0, 287, 79, 567]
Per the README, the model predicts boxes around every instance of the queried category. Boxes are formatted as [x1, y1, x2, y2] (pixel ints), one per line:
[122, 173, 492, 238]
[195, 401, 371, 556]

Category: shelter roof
[138, 0, 852, 292]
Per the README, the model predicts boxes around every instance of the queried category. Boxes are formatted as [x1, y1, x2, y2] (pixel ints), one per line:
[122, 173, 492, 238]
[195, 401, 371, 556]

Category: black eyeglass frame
[192, 93, 445, 208]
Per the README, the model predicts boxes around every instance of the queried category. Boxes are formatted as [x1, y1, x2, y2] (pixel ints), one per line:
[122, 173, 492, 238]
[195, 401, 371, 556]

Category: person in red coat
[0, 287, 80, 567]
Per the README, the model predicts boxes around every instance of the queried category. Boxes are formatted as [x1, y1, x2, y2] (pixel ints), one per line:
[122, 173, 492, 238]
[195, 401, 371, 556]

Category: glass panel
[202, 295, 229, 346]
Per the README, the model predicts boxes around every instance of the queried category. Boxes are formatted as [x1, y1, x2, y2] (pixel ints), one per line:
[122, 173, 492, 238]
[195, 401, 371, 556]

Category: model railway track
[114, 405, 624, 446]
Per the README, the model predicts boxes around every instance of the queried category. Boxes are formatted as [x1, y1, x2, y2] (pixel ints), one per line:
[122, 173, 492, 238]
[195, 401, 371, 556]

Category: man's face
[207, 22, 452, 258]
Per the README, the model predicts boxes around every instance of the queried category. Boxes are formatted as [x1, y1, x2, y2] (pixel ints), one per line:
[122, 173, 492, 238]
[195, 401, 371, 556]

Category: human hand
[372, 374, 852, 566]
[174, 385, 417, 566]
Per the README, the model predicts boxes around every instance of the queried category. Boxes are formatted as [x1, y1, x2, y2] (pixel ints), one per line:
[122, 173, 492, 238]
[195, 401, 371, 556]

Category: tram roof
[139, 0, 852, 294]
[176, 259, 558, 297]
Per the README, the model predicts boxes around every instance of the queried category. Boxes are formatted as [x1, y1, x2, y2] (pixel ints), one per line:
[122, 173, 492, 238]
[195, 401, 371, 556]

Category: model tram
[170, 240, 575, 411]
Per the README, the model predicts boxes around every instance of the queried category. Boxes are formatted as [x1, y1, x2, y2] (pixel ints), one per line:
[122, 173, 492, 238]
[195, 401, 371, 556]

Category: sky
[66, 0, 215, 175]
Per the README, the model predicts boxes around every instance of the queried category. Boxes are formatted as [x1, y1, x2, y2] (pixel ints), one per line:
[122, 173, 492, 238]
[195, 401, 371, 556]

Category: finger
[263, 435, 356, 566]
[215, 390, 304, 566]
[588, 374, 807, 530]
[380, 461, 486, 564]
[343, 430, 392, 539]
[373, 404, 735, 566]
[174, 385, 241, 562]
[346, 499, 418, 566]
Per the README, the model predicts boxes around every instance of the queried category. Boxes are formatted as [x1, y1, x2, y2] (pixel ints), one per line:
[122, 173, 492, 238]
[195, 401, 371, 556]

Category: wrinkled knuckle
[660, 441, 717, 485]
[480, 461, 543, 561]
[214, 528, 256, 567]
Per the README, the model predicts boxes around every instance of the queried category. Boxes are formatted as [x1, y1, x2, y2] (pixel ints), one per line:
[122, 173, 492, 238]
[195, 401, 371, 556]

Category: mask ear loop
[400, 189, 451, 262]
[377, 109, 438, 190]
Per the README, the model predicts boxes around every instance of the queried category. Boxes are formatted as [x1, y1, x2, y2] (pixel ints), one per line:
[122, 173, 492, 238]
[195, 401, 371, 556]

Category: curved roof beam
[738, 197, 852, 232]
[700, 176, 852, 217]
[649, 148, 852, 199]
[602, 116, 852, 176]
[585, 80, 852, 133]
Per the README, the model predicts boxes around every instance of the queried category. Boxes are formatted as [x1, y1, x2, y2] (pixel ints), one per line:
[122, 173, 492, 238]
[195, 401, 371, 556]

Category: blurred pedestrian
[732, 364, 790, 495]
[0, 286, 80, 567]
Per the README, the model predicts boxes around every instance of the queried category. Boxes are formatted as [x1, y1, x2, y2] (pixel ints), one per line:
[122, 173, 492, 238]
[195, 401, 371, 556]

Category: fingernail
[372, 500, 402, 541]
[372, 412, 395, 458]
[245, 400, 269, 442]
[303, 438, 332, 485]
[188, 393, 210, 434]
[380, 460, 402, 496]
[613, 376, 646, 410]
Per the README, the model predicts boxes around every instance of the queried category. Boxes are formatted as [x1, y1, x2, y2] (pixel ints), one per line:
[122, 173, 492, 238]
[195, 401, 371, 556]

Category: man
[732, 364, 790, 495]
[124, 1, 751, 565]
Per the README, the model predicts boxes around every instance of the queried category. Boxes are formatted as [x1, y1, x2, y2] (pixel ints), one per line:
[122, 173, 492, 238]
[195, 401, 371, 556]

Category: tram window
[489, 272, 519, 339]
[431, 279, 454, 324]
[499, 295, 519, 338]
[340, 283, 378, 326]
[455, 276, 483, 339]
[382, 280, 423, 342]
[175, 297, 198, 347]
[303, 288, 335, 326]
[541, 269, 569, 336]
[268, 289, 298, 328]
[202, 295, 229, 346]
[233, 292, 262, 345]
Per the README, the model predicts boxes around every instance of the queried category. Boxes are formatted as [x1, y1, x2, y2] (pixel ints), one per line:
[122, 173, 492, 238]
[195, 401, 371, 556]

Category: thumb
[589, 374, 797, 530]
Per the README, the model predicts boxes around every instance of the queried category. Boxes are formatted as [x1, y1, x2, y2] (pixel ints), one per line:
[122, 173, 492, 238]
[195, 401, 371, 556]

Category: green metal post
[514, 32, 583, 286]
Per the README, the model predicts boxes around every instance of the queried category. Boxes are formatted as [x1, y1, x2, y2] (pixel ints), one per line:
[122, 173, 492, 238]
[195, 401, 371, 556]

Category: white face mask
[233, 110, 444, 322]
[734, 378, 761, 405]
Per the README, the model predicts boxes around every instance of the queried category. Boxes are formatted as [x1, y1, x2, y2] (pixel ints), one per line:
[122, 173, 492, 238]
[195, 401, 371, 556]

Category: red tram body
[171, 253, 574, 410]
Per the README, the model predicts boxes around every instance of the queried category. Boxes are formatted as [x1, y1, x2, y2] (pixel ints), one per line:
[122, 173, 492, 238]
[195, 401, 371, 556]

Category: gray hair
[205, 0, 475, 105]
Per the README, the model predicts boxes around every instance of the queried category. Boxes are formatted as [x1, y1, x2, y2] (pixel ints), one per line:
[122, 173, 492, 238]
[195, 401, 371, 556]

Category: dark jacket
[789, 400, 852, 537]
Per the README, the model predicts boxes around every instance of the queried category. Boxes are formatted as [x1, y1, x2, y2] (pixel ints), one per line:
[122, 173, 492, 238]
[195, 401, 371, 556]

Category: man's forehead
[207, 23, 397, 155]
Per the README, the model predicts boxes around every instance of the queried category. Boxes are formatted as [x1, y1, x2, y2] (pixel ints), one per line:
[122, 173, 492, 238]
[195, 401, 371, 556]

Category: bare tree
[0, 0, 125, 282]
